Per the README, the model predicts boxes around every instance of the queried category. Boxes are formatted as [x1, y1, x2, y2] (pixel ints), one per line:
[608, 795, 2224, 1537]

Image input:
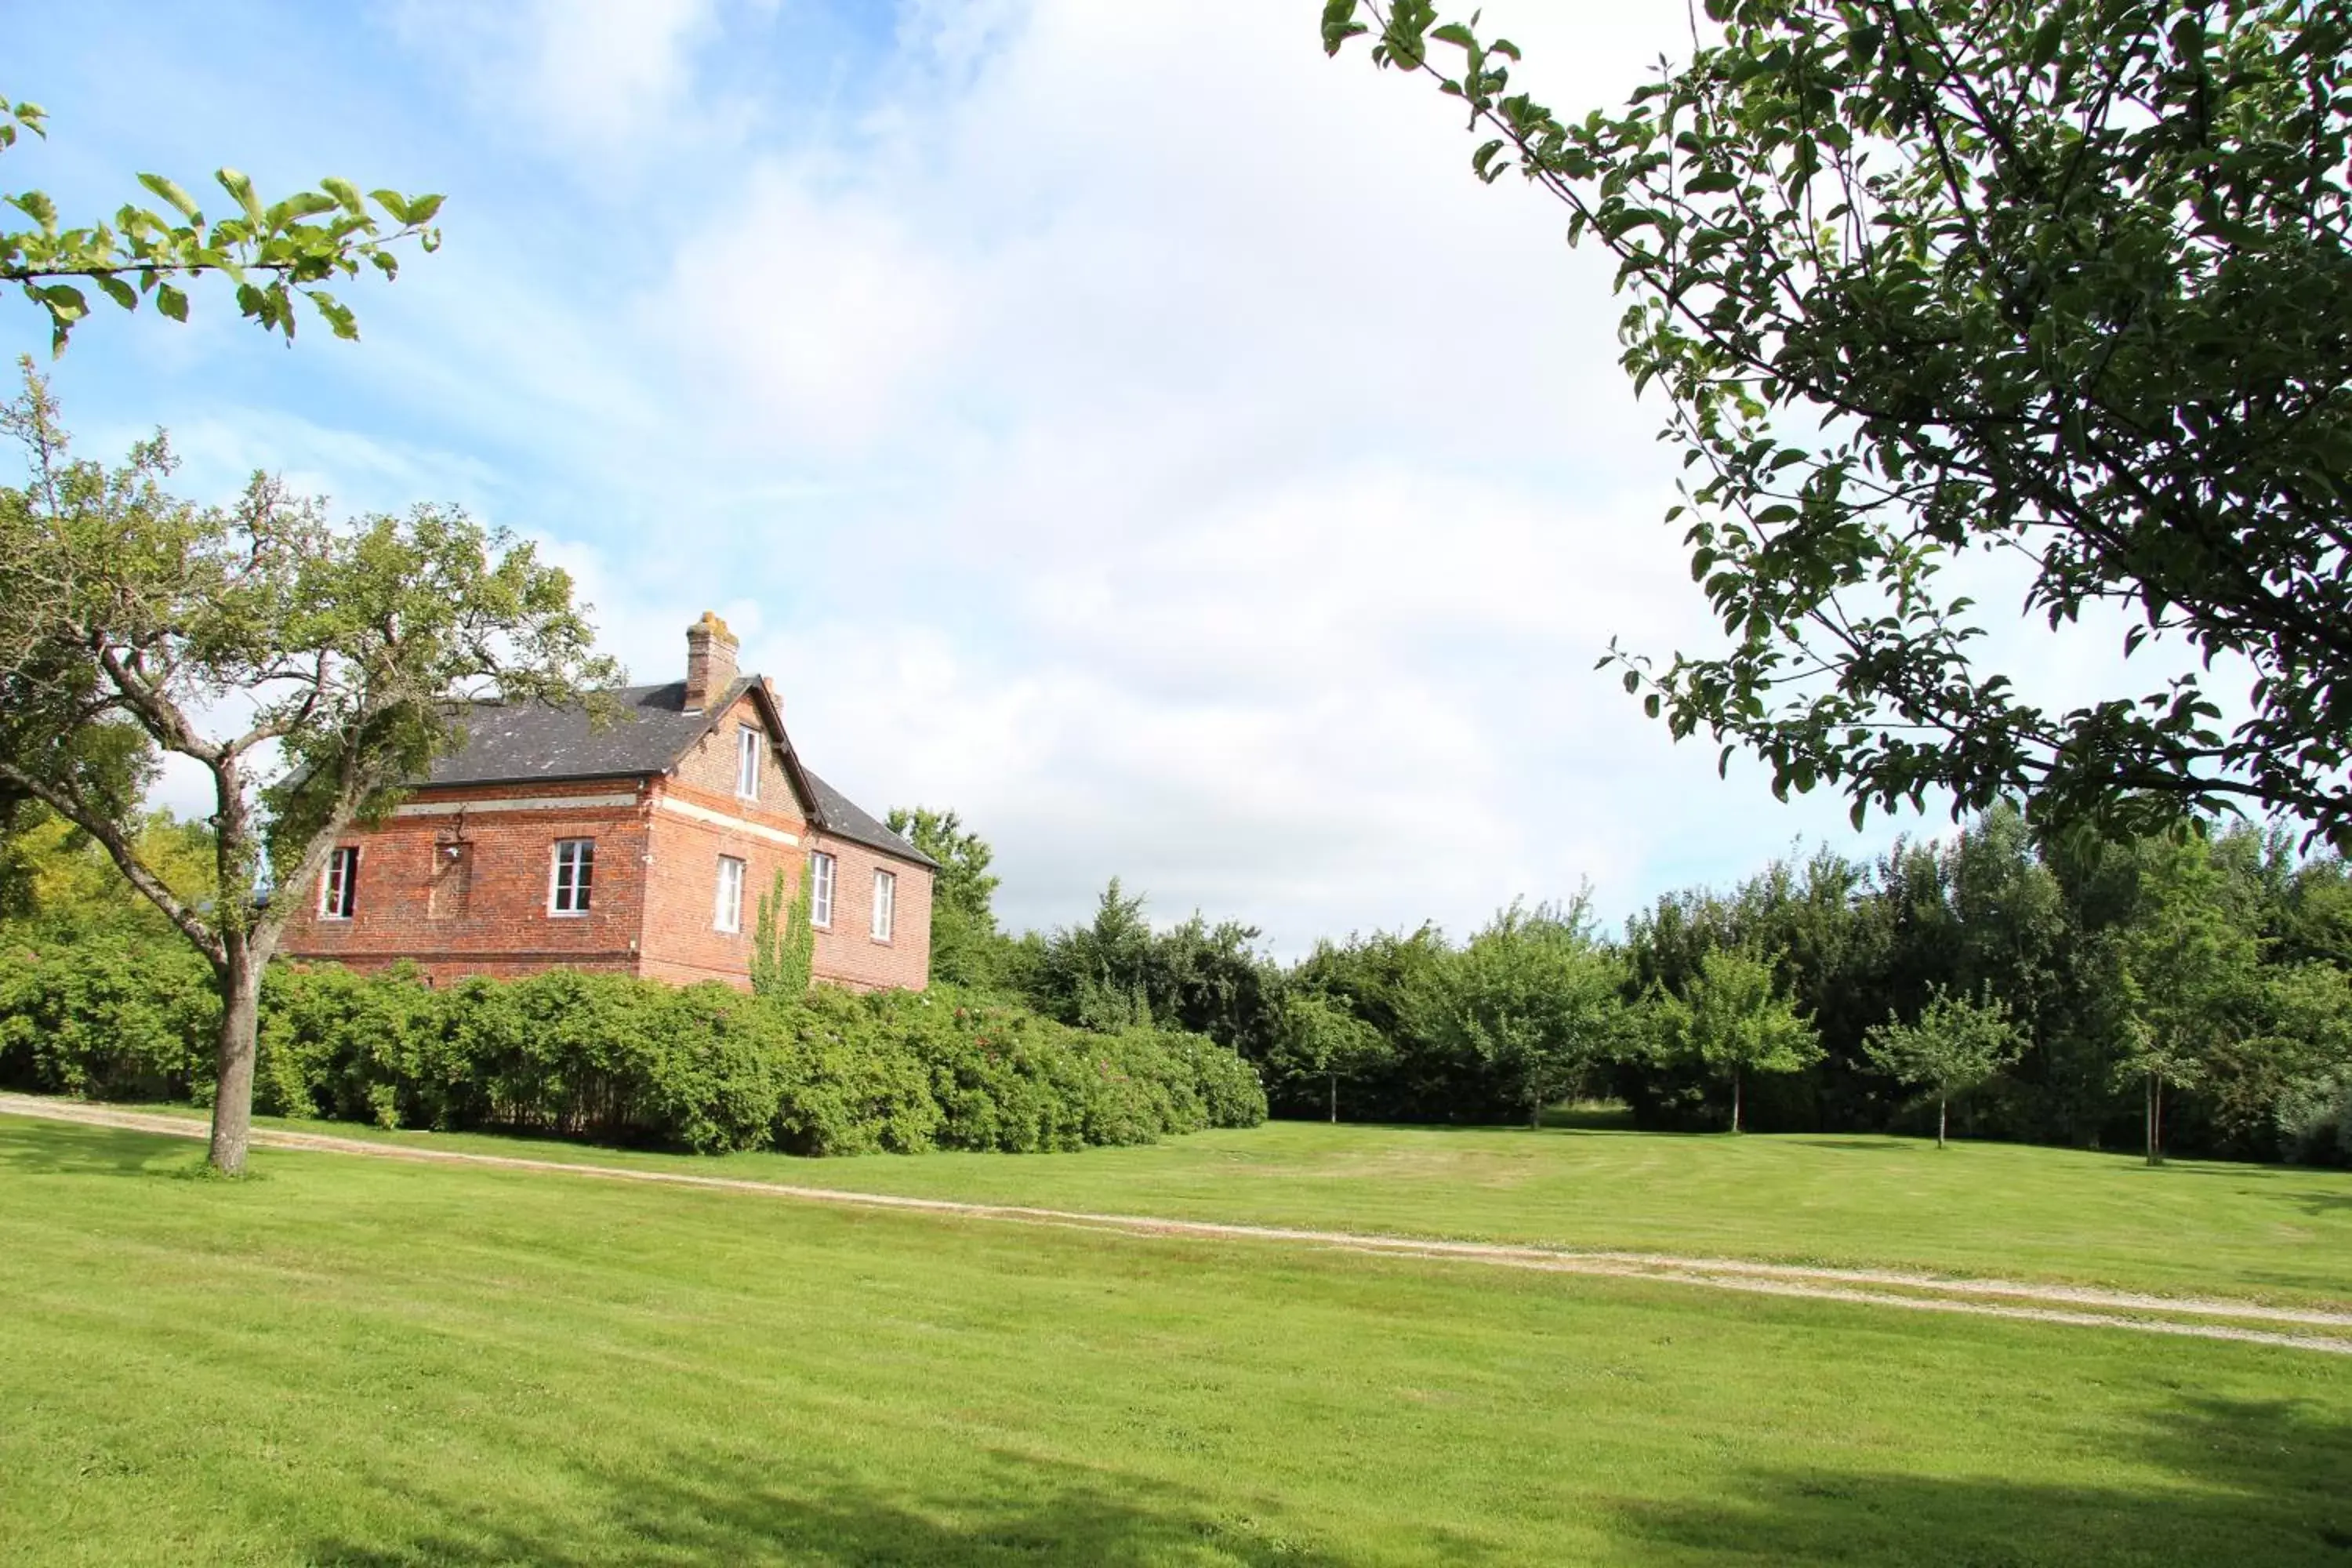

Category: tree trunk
[207, 938, 263, 1175]
[1530, 1097, 1543, 1131]
[1328, 1073, 1338, 1124]
[1730, 1066, 1743, 1134]
[2146, 1071, 2166, 1168]
[1937, 1094, 1948, 1150]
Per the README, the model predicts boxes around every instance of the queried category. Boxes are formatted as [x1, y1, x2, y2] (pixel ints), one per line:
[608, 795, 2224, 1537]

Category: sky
[3, 0, 2176, 953]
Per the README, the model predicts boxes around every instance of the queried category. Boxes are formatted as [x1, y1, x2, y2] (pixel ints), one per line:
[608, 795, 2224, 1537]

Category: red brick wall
[809, 833, 933, 993]
[278, 780, 654, 987]
[673, 693, 799, 804]
[636, 788, 805, 989]
[633, 689, 815, 989]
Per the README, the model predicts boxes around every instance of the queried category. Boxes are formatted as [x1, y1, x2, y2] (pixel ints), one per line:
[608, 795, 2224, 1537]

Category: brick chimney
[682, 611, 739, 712]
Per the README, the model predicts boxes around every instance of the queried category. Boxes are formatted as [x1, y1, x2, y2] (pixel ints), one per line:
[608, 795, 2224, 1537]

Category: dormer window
[736, 724, 762, 800]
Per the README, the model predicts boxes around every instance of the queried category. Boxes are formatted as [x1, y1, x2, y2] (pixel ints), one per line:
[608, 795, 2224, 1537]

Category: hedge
[0, 936, 1266, 1155]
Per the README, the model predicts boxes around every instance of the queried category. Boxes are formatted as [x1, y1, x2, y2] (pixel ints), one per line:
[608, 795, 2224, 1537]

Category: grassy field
[3, 1112, 2351, 1566]
[89, 1102, 2352, 1306]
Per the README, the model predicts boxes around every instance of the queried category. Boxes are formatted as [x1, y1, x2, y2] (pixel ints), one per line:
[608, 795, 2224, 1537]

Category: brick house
[281, 613, 935, 992]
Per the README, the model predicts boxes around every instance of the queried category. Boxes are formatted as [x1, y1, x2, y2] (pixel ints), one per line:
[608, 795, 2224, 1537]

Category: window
[871, 868, 895, 942]
[319, 846, 360, 920]
[714, 855, 746, 933]
[550, 838, 595, 915]
[736, 724, 762, 799]
[810, 851, 836, 928]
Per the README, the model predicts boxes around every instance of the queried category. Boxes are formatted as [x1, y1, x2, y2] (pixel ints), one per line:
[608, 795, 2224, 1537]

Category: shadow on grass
[305, 1447, 1446, 1567]
[296, 1399, 2352, 1566]
[0, 1117, 198, 1178]
[1609, 1397, 2352, 1567]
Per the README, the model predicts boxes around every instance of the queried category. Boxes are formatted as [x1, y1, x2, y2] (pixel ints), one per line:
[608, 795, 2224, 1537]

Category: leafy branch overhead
[1327, 0, 2352, 848]
[0, 93, 442, 350]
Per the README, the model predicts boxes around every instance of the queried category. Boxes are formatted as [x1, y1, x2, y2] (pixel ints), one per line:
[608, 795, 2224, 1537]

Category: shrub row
[0, 938, 1265, 1154]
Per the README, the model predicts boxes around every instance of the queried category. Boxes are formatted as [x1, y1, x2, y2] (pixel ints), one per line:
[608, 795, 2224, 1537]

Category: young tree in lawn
[1415, 899, 1626, 1130]
[0, 372, 618, 1173]
[1271, 989, 1392, 1123]
[0, 93, 441, 350]
[1650, 946, 1820, 1133]
[1863, 987, 2023, 1149]
[1326, 2, 2352, 851]
[2115, 839, 2260, 1166]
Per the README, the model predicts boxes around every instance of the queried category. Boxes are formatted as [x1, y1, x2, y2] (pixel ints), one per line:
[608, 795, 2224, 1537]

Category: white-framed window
[714, 855, 746, 933]
[810, 851, 836, 928]
[736, 724, 762, 799]
[319, 846, 360, 920]
[549, 838, 595, 915]
[871, 867, 895, 942]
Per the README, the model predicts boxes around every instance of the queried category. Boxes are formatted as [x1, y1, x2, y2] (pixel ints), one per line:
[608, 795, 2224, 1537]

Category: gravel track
[7, 1093, 2347, 1356]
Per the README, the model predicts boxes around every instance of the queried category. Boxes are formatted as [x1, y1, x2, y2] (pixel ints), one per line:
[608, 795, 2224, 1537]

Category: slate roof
[423, 677, 936, 869]
[800, 767, 935, 867]
[427, 680, 743, 787]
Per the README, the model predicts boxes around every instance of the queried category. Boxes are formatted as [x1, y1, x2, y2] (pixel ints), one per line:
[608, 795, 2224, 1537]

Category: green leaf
[1381, 0, 1436, 69]
[307, 288, 358, 341]
[9, 188, 57, 231]
[93, 274, 137, 311]
[136, 172, 202, 222]
[267, 191, 340, 227]
[1319, 0, 1368, 54]
[2028, 12, 2066, 71]
[156, 281, 189, 322]
[318, 176, 366, 216]
[216, 168, 264, 227]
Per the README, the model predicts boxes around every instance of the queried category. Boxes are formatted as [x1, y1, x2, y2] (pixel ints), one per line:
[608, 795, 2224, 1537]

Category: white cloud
[390, 0, 740, 166]
[101, 0, 1987, 952]
[655, 165, 962, 449]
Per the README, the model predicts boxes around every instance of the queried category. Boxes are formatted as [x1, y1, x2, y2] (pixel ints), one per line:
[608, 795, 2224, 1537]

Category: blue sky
[10, 0, 2071, 951]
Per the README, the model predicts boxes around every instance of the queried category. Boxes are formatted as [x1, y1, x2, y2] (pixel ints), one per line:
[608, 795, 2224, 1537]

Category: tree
[1037, 877, 1159, 1031]
[885, 806, 1007, 988]
[0, 373, 617, 1173]
[0, 93, 441, 350]
[2115, 837, 2259, 1164]
[1024, 878, 1283, 1055]
[2209, 960, 2352, 1159]
[0, 805, 214, 933]
[1649, 946, 1821, 1132]
[1863, 986, 2023, 1148]
[1271, 989, 1392, 1123]
[750, 861, 815, 1000]
[1327, 1, 2352, 848]
[1413, 900, 1626, 1130]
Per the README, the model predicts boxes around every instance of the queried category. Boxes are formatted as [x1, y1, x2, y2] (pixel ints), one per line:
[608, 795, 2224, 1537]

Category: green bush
[0, 935, 216, 1101]
[2, 949, 1265, 1157]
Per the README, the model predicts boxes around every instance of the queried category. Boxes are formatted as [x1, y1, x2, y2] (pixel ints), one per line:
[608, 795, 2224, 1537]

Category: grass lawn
[3, 1112, 2350, 1566]
[94, 1101, 2352, 1307]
